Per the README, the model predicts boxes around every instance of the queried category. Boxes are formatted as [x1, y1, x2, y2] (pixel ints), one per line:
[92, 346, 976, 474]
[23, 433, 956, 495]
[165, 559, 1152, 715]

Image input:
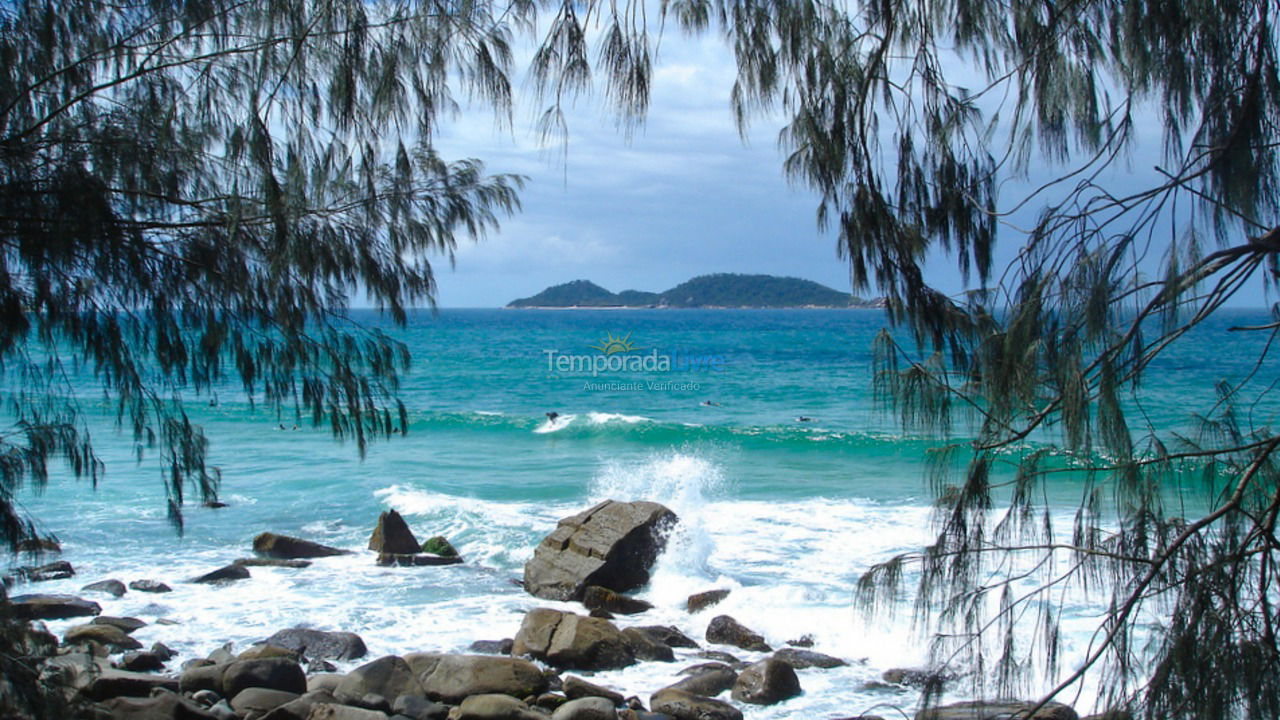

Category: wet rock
[730, 658, 801, 705]
[117, 650, 165, 672]
[82, 669, 179, 700]
[455, 694, 545, 720]
[405, 653, 548, 704]
[393, 694, 450, 720]
[631, 626, 698, 649]
[563, 676, 625, 705]
[620, 627, 674, 662]
[705, 616, 770, 653]
[772, 647, 846, 669]
[649, 688, 742, 720]
[9, 593, 100, 620]
[221, 657, 307, 697]
[190, 564, 250, 584]
[589, 609, 615, 620]
[368, 509, 423, 555]
[512, 608, 636, 670]
[92, 616, 147, 634]
[150, 642, 175, 661]
[666, 663, 737, 697]
[685, 589, 730, 614]
[128, 579, 172, 593]
[180, 663, 226, 694]
[308, 674, 346, 693]
[376, 552, 463, 566]
[421, 535, 459, 558]
[237, 643, 301, 661]
[553, 697, 620, 720]
[524, 500, 678, 601]
[230, 687, 300, 715]
[694, 650, 740, 665]
[207, 643, 237, 665]
[65, 623, 143, 651]
[252, 532, 349, 559]
[536, 693, 570, 711]
[785, 634, 814, 648]
[469, 638, 515, 655]
[915, 700, 1078, 720]
[582, 586, 653, 615]
[20, 560, 75, 582]
[234, 557, 313, 568]
[81, 579, 127, 597]
[264, 627, 368, 661]
[334, 655, 425, 705]
[882, 667, 954, 689]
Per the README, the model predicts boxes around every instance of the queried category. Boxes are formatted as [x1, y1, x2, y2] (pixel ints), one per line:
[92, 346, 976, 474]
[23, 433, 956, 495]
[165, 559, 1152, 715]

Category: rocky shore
[3, 501, 1115, 720]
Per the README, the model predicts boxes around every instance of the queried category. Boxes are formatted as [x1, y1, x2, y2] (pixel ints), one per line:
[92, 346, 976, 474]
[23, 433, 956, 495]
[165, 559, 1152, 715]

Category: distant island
[506, 273, 885, 309]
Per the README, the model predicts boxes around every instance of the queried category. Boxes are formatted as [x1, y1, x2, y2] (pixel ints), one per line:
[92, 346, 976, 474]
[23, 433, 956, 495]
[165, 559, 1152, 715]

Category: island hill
[507, 274, 884, 309]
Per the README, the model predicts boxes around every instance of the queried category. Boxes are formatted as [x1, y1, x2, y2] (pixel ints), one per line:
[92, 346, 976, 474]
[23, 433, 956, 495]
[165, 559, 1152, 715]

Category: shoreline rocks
[252, 532, 349, 559]
[512, 608, 636, 670]
[705, 615, 771, 653]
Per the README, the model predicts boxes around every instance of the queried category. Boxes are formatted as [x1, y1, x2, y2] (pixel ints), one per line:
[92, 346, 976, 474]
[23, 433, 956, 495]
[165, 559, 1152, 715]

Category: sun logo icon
[591, 332, 640, 355]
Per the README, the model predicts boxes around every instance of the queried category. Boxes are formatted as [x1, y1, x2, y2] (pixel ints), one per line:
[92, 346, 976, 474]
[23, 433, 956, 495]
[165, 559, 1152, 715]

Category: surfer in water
[701, 400, 721, 407]
[545, 411, 559, 423]
[796, 415, 814, 422]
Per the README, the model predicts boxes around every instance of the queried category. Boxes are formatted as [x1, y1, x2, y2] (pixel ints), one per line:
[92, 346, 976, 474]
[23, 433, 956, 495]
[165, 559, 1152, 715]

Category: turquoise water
[8, 308, 1277, 717]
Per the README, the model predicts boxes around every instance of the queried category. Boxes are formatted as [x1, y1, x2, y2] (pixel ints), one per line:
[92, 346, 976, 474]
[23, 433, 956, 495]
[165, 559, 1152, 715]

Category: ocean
[8, 308, 1277, 718]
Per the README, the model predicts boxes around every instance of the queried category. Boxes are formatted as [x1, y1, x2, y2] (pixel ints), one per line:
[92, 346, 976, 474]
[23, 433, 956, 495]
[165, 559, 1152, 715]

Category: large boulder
[334, 655, 424, 704]
[454, 694, 545, 720]
[81, 579, 127, 597]
[523, 500, 677, 601]
[512, 608, 635, 670]
[405, 653, 548, 704]
[620, 627, 674, 662]
[128, 579, 172, 593]
[9, 594, 101, 620]
[915, 701, 1078, 720]
[650, 687, 743, 720]
[552, 697, 619, 720]
[190, 564, 250, 584]
[686, 589, 730, 613]
[81, 669, 180, 700]
[264, 627, 368, 661]
[772, 647, 846, 669]
[92, 616, 147, 634]
[562, 676, 624, 705]
[705, 615, 771, 652]
[582, 586, 653, 615]
[64, 623, 143, 651]
[730, 658, 801, 705]
[368, 509, 422, 554]
[221, 657, 307, 697]
[230, 687, 300, 715]
[666, 663, 738, 697]
[252, 532, 348, 559]
[306, 703, 389, 720]
[96, 692, 216, 719]
[631, 625, 698, 649]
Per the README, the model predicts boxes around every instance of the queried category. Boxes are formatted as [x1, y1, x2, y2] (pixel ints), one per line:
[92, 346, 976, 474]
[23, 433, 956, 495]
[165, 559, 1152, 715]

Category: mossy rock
[421, 536, 459, 558]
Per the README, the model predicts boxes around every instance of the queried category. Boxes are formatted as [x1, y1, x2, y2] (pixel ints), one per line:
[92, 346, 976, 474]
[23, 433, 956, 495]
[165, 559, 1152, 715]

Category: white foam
[586, 412, 652, 425]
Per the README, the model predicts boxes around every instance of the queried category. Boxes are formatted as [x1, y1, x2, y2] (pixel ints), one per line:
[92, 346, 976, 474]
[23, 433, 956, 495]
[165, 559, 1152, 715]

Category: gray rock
[785, 634, 815, 647]
[234, 557, 313, 568]
[649, 688, 743, 720]
[264, 627, 368, 661]
[620, 627, 674, 662]
[9, 593, 101, 620]
[512, 608, 635, 670]
[252, 532, 349, 559]
[405, 653, 548, 704]
[81, 579, 127, 597]
[914, 701, 1078, 720]
[392, 694, 450, 720]
[180, 663, 226, 694]
[665, 664, 737, 697]
[552, 697, 619, 720]
[882, 667, 954, 688]
[307, 703, 390, 720]
[150, 642, 175, 661]
[209, 699, 238, 720]
[562, 675, 624, 705]
[129, 579, 172, 593]
[190, 564, 250, 584]
[694, 650, 740, 665]
[582, 586, 653, 615]
[772, 647, 846, 669]
[308, 674, 347, 693]
[454, 694, 544, 720]
[92, 616, 147, 633]
[523, 500, 678, 601]
[368, 509, 423, 554]
[221, 657, 307, 697]
[730, 658, 801, 705]
[238, 643, 302, 661]
[705, 616, 770, 653]
[259, 689, 337, 720]
[82, 669, 180, 700]
[230, 687, 300, 714]
[20, 560, 75, 582]
[335, 656, 424, 705]
[64, 623, 143, 651]
[117, 650, 165, 672]
[469, 639, 515, 655]
[96, 692, 216, 719]
[685, 589, 730, 613]
[633, 626, 699, 649]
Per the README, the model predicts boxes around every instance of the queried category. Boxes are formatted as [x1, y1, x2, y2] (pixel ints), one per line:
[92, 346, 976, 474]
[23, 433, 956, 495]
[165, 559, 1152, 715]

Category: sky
[423, 24, 1275, 309]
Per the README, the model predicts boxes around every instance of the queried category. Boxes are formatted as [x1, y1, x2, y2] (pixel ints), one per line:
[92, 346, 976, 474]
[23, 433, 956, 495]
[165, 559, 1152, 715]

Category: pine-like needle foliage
[0, 0, 531, 546]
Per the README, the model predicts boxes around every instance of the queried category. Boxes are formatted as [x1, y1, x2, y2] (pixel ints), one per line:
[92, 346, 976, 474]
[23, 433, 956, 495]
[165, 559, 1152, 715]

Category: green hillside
[506, 274, 880, 308]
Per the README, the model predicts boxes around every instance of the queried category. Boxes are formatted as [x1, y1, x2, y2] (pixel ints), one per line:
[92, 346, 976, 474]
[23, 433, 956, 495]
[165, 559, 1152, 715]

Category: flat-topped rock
[376, 552, 463, 566]
[263, 627, 368, 661]
[651, 687, 743, 720]
[405, 653, 548, 704]
[512, 608, 636, 670]
[916, 700, 1078, 720]
[252, 532, 348, 559]
[9, 594, 101, 620]
[523, 500, 677, 601]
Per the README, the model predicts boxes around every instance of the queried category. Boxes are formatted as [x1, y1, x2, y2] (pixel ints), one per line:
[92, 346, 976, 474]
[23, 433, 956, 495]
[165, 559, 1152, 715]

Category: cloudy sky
[425, 25, 1273, 309]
